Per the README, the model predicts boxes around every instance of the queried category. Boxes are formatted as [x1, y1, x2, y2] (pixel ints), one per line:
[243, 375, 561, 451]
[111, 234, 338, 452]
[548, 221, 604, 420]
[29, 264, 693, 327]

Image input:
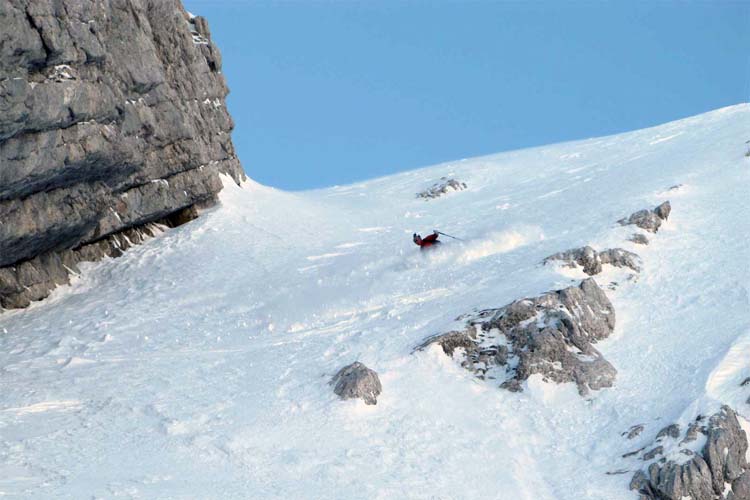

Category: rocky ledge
[544, 245, 641, 276]
[629, 406, 750, 500]
[618, 201, 671, 233]
[417, 278, 617, 396]
[416, 178, 467, 199]
[0, 0, 245, 309]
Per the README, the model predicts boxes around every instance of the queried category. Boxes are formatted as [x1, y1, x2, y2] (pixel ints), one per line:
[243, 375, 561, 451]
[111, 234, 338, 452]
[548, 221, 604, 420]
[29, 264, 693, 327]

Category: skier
[413, 230, 440, 248]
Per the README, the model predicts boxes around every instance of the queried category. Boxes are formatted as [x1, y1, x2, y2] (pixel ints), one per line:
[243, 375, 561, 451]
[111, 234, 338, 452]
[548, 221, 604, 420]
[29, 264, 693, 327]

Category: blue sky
[184, 1, 750, 190]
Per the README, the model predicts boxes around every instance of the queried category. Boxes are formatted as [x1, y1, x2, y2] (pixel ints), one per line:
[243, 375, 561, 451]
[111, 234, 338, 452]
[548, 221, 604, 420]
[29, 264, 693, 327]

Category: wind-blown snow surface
[2, 104, 750, 499]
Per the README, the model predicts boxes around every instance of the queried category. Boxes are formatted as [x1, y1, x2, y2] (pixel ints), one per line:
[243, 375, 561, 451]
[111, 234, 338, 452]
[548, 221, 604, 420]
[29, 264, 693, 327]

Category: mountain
[1, 104, 749, 498]
[0, 0, 244, 310]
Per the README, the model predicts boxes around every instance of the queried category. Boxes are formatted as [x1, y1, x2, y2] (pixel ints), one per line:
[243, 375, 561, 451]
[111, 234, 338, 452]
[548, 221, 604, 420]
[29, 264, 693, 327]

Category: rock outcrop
[623, 424, 645, 440]
[330, 362, 382, 405]
[629, 234, 650, 245]
[618, 201, 671, 233]
[418, 278, 617, 396]
[544, 245, 641, 275]
[0, 0, 245, 309]
[416, 178, 467, 199]
[630, 406, 750, 500]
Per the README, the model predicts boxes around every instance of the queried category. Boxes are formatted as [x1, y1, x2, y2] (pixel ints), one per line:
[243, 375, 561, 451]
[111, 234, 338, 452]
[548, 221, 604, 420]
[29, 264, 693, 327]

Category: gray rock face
[0, 0, 245, 309]
[600, 248, 641, 272]
[544, 246, 640, 275]
[629, 233, 650, 245]
[624, 424, 645, 440]
[618, 201, 671, 233]
[656, 423, 681, 440]
[654, 201, 671, 220]
[630, 406, 750, 500]
[418, 278, 617, 396]
[416, 178, 467, 199]
[330, 362, 382, 405]
[544, 245, 602, 275]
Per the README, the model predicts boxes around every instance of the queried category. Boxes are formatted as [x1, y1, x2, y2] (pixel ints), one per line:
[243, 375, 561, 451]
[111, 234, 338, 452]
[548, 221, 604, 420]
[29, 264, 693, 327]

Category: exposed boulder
[330, 362, 382, 405]
[417, 278, 617, 396]
[618, 201, 671, 233]
[629, 234, 650, 245]
[599, 248, 641, 272]
[654, 201, 671, 220]
[0, 0, 245, 310]
[416, 178, 467, 199]
[656, 423, 681, 440]
[630, 406, 750, 500]
[544, 245, 601, 275]
[544, 246, 640, 275]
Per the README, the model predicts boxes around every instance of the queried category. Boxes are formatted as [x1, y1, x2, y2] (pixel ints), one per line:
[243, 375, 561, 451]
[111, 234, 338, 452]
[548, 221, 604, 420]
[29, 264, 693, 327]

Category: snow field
[1, 104, 749, 498]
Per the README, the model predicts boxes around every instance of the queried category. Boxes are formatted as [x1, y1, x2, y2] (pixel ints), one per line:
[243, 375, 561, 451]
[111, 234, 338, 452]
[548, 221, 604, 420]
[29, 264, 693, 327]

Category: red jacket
[414, 232, 439, 247]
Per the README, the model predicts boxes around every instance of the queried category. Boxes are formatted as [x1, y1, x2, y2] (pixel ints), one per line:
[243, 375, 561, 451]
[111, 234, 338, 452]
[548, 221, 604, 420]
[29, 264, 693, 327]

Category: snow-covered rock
[624, 424, 645, 439]
[544, 246, 641, 275]
[416, 177, 467, 199]
[629, 233, 650, 245]
[630, 406, 750, 500]
[618, 201, 672, 233]
[654, 201, 672, 221]
[419, 278, 617, 395]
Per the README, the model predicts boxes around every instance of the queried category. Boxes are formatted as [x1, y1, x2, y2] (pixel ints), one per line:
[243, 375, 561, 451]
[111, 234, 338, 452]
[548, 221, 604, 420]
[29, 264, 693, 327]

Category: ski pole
[435, 230, 464, 241]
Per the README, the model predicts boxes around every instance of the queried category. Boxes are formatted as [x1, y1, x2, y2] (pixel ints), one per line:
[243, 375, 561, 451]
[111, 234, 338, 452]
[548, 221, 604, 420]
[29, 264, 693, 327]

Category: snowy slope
[1, 104, 749, 499]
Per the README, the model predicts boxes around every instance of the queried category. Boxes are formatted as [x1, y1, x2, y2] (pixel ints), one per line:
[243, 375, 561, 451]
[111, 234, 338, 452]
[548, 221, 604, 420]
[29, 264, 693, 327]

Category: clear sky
[183, 0, 750, 190]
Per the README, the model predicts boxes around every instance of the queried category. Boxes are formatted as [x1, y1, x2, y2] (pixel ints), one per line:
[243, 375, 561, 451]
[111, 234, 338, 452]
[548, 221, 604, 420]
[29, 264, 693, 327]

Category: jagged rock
[619, 210, 662, 233]
[416, 178, 467, 199]
[630, 470, 649, 492]
[624, 424, 645, 439]
[731, 472, 750, 500]
[642, 446, 663, 461]
[654, 201, 671, 220]
[330, 362, 382, 405]
[629, 233, 650, 245]
[656, 424, 681, 440]
[599, 248, 641, 272]
[618, 201, 671, 233]
[630, 406, 750, 500]
[544, 246, 602, 275]
[606, 469, 630, 476]
[544, 246, 640, 275]
[418, 278, 617, 396]
[418, 331, 478, 358]
[682, 422, 701, 444]
[500, 379, 523, 392]
[623, 447, 646, 458]
[0, 0, 245, 310]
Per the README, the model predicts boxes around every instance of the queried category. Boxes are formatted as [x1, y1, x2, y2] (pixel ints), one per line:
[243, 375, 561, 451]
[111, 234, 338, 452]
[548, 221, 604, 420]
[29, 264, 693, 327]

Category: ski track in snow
[1, 104, 749, 498]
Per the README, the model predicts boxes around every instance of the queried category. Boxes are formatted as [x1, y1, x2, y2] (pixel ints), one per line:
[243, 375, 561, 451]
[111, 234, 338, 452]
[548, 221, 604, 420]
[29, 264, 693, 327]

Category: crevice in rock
[24, 9, 52, 70]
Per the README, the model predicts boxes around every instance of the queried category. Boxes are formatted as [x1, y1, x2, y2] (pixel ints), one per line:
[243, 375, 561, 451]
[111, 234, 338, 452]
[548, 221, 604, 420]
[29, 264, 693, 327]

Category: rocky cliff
[0, 0, 245, 309]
